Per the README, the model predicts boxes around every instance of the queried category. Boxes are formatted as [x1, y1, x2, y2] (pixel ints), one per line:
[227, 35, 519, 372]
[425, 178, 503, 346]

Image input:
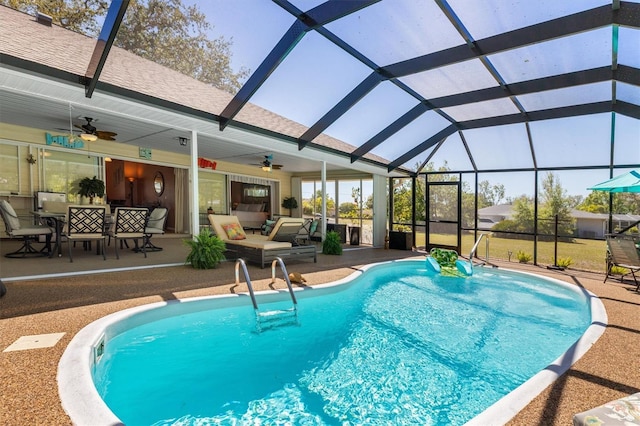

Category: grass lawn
[417, 233, 608, 273]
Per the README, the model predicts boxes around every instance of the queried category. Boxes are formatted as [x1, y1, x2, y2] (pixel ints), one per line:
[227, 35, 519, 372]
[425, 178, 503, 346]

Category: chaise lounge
[604, 233, 640, 290]
[208, 214, 316, 268]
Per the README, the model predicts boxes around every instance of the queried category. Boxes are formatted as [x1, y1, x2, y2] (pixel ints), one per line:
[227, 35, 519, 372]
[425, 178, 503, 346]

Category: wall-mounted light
[104, 157, 112, 162]
[177, 137, 188, 146]
[26, 154, 37, 165]
[80, 133, 98, 142]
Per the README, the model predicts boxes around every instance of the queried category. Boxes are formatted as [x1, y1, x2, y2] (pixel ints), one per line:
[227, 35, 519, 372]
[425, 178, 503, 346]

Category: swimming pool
[58, 259, 606, 425]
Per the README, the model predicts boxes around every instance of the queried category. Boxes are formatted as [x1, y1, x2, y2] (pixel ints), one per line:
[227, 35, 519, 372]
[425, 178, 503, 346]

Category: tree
[511, 195, 535, 233]
[538, 172, 574, 237]
[304, 190, 335, 217]
[578, 190, 640, 214]
[338, 202, 358, 219]
[1, 0, 108, 34]
[478, 180, 505, 208]
[392, 177, 413, 228]
[1, 0, 248, 93]
[116, 0, 249, 93]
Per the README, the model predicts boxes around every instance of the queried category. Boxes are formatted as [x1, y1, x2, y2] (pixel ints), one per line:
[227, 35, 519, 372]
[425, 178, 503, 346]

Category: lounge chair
[209, 214, 316, 268]
[604, 233, 640, 290]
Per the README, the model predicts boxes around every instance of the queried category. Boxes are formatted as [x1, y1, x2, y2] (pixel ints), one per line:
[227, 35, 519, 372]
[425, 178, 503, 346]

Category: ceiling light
[80, 133, 98, 142]
[262, 165, 272, 172]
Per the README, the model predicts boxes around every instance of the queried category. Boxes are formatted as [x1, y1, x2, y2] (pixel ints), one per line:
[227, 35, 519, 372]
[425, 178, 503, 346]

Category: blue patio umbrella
[588, 170, 640, 193]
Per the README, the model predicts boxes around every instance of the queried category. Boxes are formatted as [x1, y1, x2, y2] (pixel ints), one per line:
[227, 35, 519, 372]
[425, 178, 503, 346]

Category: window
[0, 143, 19, 193]
[198, 171, 227, 214]
[43, 149, 102, 202]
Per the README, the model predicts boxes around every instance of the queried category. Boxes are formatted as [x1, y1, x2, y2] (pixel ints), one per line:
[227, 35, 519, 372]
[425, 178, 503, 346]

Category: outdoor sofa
[209, 214, 316, 268]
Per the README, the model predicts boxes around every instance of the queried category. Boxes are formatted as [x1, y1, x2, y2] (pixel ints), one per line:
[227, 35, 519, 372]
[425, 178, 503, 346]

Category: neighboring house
[476, 205, 515, 230]
[477, 205, 640, 239]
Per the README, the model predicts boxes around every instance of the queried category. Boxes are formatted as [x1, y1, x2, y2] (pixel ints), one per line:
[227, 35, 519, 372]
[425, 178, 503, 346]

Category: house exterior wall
[575, 218, 606, 239]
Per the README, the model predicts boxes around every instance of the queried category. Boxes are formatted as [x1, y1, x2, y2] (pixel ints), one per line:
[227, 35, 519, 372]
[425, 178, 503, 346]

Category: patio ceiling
[0, 1, 639, 176]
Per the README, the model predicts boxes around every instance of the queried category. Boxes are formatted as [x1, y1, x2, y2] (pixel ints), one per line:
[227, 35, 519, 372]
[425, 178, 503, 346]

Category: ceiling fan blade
[96, 131, 117, 141]
[57, 127, 81, 133]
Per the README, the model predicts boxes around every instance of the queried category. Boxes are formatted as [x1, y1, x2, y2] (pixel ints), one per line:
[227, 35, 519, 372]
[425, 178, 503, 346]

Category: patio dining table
[33, 211, 65, 258]
[33, 211, 115, 258]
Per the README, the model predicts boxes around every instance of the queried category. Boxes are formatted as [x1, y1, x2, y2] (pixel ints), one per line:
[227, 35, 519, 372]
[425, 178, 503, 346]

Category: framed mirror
[153, 171, 164, 196]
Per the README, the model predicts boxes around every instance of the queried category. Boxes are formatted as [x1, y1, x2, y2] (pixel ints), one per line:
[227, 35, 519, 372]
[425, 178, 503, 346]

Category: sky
[181, 0, 639, 199]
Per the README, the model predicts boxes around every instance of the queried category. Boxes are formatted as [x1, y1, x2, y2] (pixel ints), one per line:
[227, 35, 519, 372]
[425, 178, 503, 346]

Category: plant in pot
[78, 176, 105, 204]
[281, 196, 298, 217]
[322, 230, 343, 255]
[207, 206, 214, 214]
[184, 229, 226, 269]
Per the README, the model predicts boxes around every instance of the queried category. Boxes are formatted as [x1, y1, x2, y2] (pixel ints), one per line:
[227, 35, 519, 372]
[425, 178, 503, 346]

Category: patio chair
[604, 233, 640, 290]
[138, 207, 168, 252]
[109, 207, 149, 259]
[0, 199, 52, 258]
[65, 205, 107, 263]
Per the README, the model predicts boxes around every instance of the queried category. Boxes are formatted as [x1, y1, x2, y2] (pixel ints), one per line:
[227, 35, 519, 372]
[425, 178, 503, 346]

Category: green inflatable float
[426, 247, 472, 277]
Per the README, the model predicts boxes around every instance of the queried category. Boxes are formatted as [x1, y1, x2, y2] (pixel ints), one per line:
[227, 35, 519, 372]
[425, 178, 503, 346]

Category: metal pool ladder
[235, 257, 298, 330]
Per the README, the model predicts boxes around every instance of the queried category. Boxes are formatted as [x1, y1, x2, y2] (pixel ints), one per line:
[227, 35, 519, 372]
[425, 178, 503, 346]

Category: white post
[372, 174, 387, 247]
[190, 130, 200, 237]
[321, 160, 327, 241]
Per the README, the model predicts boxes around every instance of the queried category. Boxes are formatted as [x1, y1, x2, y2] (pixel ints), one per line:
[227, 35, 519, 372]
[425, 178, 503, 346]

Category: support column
[190, 130, 199, 237]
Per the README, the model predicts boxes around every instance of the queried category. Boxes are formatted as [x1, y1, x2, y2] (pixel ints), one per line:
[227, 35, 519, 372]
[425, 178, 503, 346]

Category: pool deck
[1, 236, 639, 425]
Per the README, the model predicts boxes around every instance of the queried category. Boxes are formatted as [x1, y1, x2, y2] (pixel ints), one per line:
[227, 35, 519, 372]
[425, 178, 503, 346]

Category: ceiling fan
[74, 117, 117, 141]
[252, 154, 283, 171]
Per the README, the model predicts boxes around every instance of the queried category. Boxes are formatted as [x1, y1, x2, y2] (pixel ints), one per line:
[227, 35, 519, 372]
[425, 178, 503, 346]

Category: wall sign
[198, 157, 217, 170]
[45, 133, 84, 149]
[139, 147, 152, 160]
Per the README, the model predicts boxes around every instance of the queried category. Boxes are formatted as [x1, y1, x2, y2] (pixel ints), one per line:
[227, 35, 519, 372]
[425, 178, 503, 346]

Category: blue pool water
[92, 261, 592, 425]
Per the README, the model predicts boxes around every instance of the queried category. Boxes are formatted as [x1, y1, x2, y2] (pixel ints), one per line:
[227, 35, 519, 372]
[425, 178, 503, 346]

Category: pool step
[256, 308, 298, 331]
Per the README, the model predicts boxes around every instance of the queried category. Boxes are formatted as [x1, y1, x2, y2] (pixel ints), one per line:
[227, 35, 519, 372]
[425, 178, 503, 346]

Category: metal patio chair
[0, 199, 52, 258]
[109, 207, 148, 259]
[65, 205, 107, 263]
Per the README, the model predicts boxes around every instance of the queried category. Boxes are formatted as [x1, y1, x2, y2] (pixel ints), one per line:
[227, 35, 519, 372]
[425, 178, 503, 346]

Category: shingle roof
[0, 5, 391, 165]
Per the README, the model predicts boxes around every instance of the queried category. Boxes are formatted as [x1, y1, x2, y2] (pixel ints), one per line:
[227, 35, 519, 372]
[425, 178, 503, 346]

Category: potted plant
[184, 229, 226, 269]
[207, 206, 214, 214]
[281, 196, 298, 217]
[78, 176, 105, 204]
[322, 230, 343, 255]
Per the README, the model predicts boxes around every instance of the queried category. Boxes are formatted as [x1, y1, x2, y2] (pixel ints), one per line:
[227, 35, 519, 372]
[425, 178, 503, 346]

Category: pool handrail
[468, 233, 489, 274]
[271, 257, 298, 307]
[234, 257, 298, 314]
[235, 258, 258, 311]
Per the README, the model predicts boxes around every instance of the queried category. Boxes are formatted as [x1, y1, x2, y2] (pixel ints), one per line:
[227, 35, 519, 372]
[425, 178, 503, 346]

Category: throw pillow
[309, 220, 319, 234]
[222, 222, 246, 240]
[262, 219, 277, 235]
